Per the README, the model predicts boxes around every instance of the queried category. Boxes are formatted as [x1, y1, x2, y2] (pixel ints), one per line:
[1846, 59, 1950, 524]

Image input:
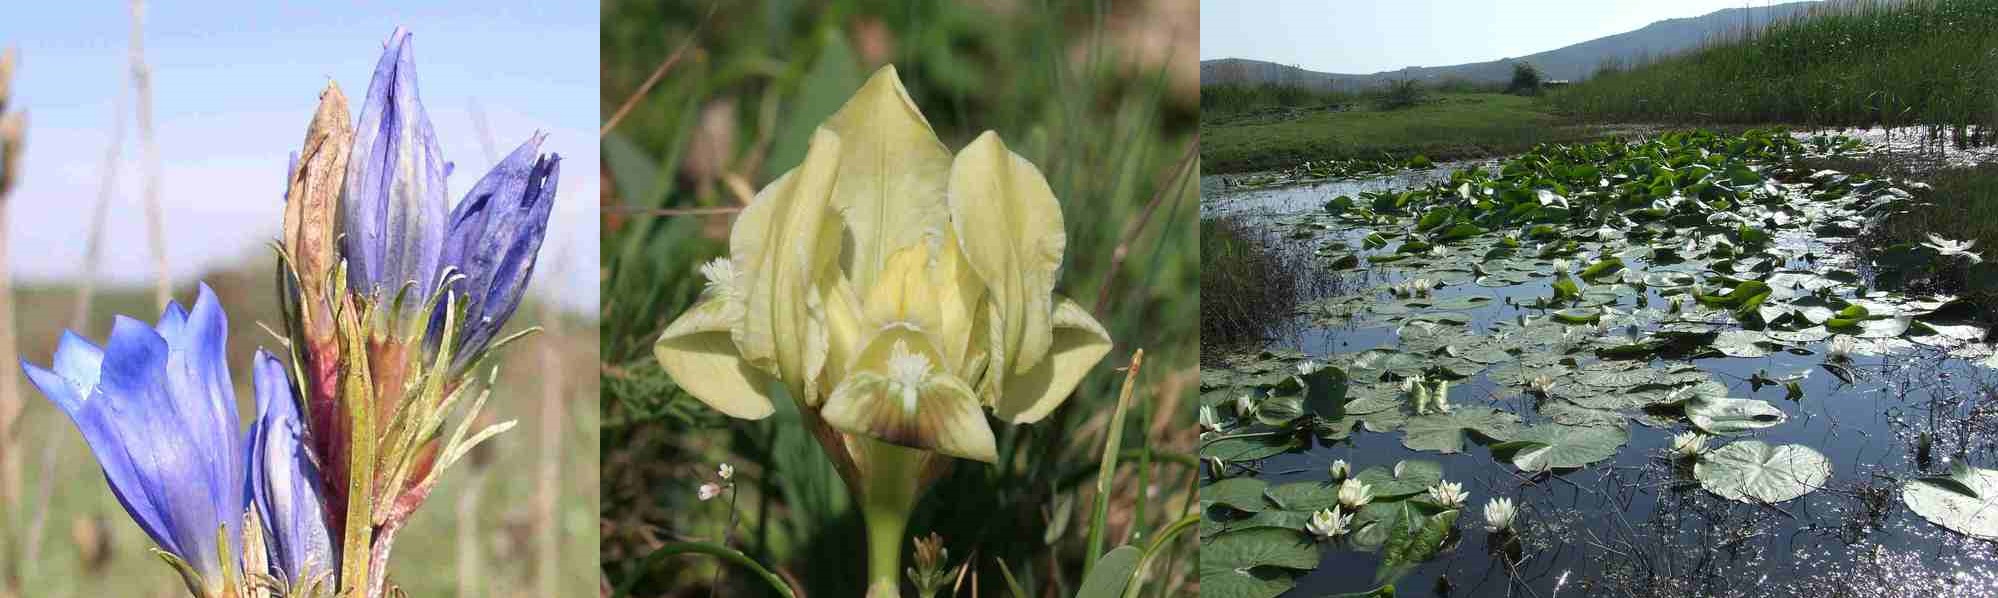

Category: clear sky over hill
[0, 1, 598, 313]
[1200, 0, 1818, 74]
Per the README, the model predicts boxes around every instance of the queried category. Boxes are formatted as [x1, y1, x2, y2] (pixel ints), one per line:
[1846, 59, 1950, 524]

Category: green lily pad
[1491, 424, 1628, 472]
[1400, 407, 1520, 454]
[1202, 477, 1271, 513]
[1694, 440, 1831, 504]
[1200, 528, 1322, 598]
[1353, 460, 1445, 499]
[1904, 464, 1998, 540]
[1685, 396, 1788, 435]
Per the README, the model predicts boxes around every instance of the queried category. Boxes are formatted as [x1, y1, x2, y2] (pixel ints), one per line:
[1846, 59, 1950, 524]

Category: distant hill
[1202, 1, 1824, 90]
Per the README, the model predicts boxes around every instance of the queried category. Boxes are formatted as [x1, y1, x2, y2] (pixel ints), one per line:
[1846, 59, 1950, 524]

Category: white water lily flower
[1337, 478, 1375, 510]
[1671, 431, 1708, 459]
[697, 483, 723, 502]
[1198, 404, 1222, 432]
[1235, 394, 1259, 419]
[1826, 336, 1857, 362]
[1428, 480, 1468, 509]
[1402, 375, 1433, 414]
[1428, 246, 1448, 258]
[1329, 459, 1351, 481]
[1553, 259, 1571, 275]
[1484, 497, 1516, 533]
[1306, 506, 1354, 539]
[717, 463, 734, 480]
[1922, 233, 1983, 263]
[1528, 374, 1557, 396]
[1297, 360, 1324, 377]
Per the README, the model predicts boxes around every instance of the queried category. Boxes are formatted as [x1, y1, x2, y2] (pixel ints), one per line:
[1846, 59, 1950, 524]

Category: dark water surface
[1201, 160, 1998, 597]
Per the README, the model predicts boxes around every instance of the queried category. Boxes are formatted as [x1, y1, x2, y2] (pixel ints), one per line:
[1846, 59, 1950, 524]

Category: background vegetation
[598, 0, 1200, 595]
[1552, 0, 1998, 143]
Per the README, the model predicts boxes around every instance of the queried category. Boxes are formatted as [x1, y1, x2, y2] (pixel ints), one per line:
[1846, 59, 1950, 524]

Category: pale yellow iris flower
[655, 65, 1112, 462]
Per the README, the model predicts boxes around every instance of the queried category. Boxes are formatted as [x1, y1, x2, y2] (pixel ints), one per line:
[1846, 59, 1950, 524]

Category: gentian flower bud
[247, 350, 336, 588]
[434, 132, 559, 375]
[342, 27, 449, 316]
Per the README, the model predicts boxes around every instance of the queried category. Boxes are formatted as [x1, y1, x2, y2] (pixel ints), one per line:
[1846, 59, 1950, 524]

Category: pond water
[1199, 130, 1998, 598]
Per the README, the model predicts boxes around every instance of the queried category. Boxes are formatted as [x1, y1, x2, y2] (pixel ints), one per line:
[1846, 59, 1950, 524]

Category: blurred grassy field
[598, 0, 1200, 595]
[0, 254, 599, 597]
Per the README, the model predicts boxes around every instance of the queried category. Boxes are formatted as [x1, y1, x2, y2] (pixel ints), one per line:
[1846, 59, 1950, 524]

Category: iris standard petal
[344, 26, 449, 308]
[249, 350, 335, 585]
[730, 127, 843, 405]
[946, 132, 1065, 378]
[436, 132, 558, 373]
[822, 65, 953, 293]
[23, 289, 249, 586]
[990, 296, 1112, 423]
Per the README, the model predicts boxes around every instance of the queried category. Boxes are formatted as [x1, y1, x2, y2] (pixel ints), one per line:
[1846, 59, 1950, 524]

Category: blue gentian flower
[343, 27, 450, 311]
[247, 350, 335, 586]
[20, 284, 246, 590]
[435, 132, 560, 374]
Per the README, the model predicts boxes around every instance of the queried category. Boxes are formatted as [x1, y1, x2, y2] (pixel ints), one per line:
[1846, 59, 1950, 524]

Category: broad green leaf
[1905, 464, 1998, 540]
[1685, 396, 1787, 435]
[1400, 408, 1519, 454]
[1353, 460, 1445, 499]
[1695, 440, 1831, 504]
[1202, 478, 1271, 513]
[1492, 424, 1628, 471]
[1199, 529, 1321, 598]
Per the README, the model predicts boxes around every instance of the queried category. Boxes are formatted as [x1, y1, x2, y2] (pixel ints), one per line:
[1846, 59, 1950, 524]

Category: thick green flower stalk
[655, 66, 1114, 596]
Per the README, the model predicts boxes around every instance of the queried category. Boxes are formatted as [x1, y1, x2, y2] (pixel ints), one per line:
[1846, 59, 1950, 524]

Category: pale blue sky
[0, 2, 598, 313]
[1200, 0, 1814, 74]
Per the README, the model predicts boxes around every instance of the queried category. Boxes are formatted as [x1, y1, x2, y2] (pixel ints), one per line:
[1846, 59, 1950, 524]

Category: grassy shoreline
[1201, 92, 1626, 174]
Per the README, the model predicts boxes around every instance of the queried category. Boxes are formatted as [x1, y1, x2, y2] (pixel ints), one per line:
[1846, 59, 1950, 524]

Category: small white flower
[1234, 394, 1258, 419]
[1329, 459, 1351, 481]
[1428, 246, 1448, 258]
[717, 463, 734, 480]
[1199, 404, 1222, 432]
[1483, 497, 1517, 533]
[1671, 431, 1708, 459]
[1297, 360, 1324, 377]
[697, 483, 723, 501]
[1553, 259, 1571, 275]
[1826, 336, 1857, 362]
[1306, 507, 1354, 539]
[1427, 480, 1468, 509]
[1337, 478, 1375, 510]
[1922, 233, 1983, 263]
